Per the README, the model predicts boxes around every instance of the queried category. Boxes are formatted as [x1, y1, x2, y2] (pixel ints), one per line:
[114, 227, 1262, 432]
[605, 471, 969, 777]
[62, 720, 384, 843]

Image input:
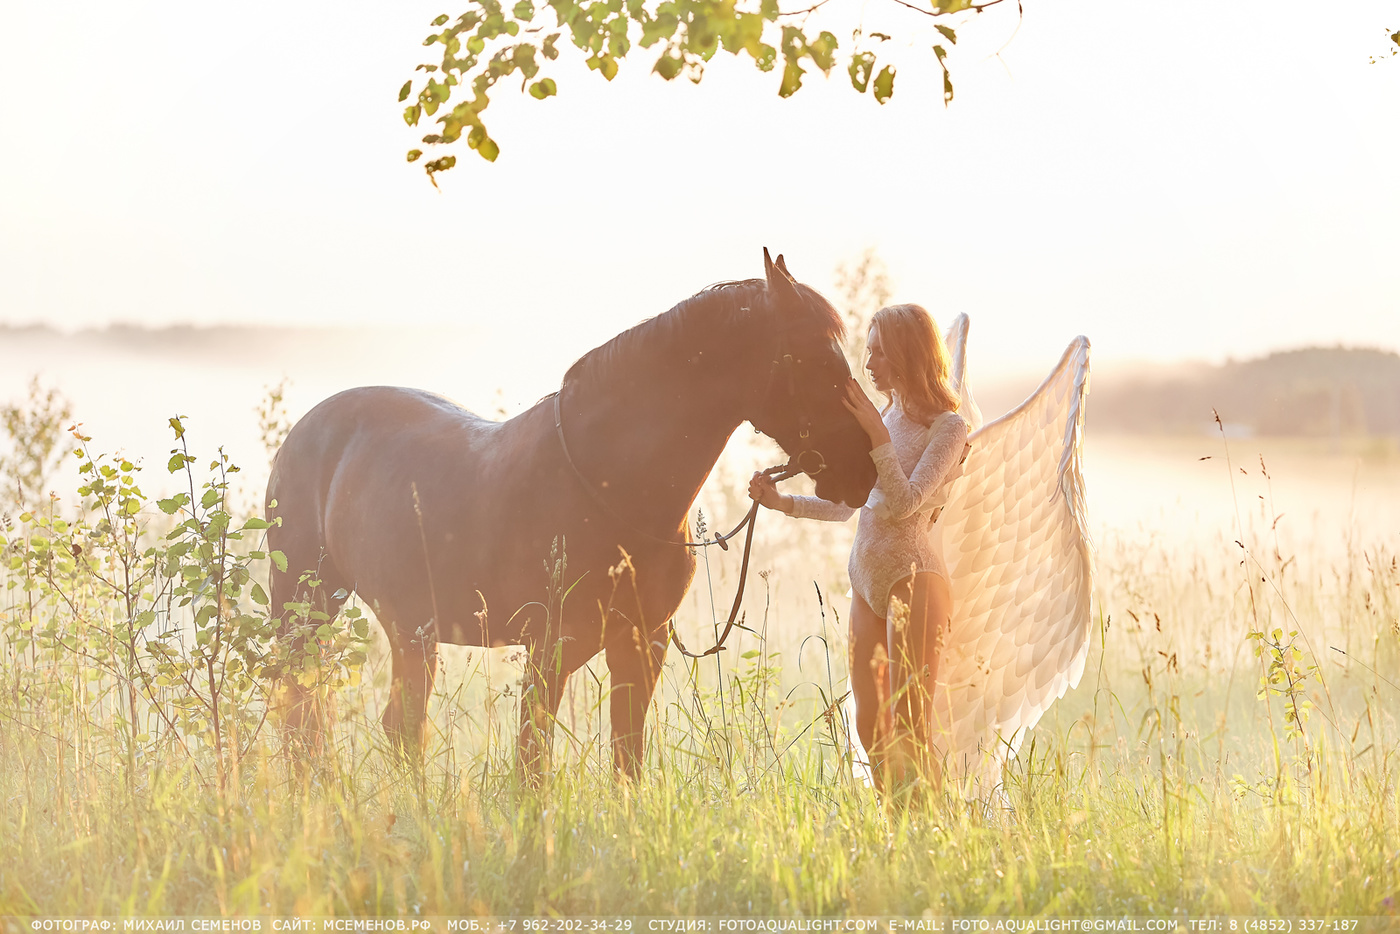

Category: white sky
[1, 0, 1397, 380]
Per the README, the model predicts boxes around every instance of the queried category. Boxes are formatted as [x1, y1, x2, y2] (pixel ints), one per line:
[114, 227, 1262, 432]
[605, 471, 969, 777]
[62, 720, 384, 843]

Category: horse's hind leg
[605, 624, 668, 778]
[516, 632, 603, 782]
[269, 551, 349, 755]
[382, 626, 439, 758]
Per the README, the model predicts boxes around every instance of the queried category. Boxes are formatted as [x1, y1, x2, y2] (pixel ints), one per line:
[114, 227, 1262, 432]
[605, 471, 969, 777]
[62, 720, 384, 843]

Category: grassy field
[0, 420, 1397, 918]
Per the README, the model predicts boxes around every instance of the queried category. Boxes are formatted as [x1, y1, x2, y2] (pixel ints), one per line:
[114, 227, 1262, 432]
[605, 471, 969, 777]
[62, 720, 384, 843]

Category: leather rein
[552, 346, 828, 659]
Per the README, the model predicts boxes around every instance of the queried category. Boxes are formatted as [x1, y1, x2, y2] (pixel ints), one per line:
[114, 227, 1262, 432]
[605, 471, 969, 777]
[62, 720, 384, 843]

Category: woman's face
[865, 325, 895, 393]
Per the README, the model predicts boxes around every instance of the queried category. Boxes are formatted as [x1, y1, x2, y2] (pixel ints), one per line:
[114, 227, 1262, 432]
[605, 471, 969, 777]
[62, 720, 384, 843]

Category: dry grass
[1, 430, 1398, 917]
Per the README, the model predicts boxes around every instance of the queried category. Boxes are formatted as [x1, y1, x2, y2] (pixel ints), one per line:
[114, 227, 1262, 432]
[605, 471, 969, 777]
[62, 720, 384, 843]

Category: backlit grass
[0, 427, 1397, 917]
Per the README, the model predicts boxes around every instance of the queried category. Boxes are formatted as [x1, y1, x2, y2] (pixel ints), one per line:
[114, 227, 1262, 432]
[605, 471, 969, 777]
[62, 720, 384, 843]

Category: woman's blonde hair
[870, 303, 960, 425]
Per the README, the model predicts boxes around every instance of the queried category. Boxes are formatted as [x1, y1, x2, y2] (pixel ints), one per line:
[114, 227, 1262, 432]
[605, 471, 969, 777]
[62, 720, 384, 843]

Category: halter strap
[552, 389, 787, 549]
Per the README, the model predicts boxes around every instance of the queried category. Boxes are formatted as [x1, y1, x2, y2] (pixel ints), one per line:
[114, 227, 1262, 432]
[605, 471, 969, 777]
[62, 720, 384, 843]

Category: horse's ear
[763, 247, 800, 306]
[774, 254, 792, 279]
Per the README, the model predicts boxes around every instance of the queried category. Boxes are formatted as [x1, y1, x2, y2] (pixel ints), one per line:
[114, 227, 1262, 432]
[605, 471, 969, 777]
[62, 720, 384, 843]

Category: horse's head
[747, 249, 878, 509]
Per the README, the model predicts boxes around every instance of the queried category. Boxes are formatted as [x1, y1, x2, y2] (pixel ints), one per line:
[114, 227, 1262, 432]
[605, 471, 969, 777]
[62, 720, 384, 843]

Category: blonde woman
[749, 303, 970, 790]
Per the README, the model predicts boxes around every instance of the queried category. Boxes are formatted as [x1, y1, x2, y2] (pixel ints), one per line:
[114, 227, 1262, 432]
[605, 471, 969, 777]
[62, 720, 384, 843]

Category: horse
[264, 250, 877, 778]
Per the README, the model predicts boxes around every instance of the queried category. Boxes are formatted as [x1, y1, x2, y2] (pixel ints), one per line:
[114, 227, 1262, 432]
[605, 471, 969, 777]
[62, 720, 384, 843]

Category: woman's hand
[748, 471, 792, 514]
[842, 379, 891, 447]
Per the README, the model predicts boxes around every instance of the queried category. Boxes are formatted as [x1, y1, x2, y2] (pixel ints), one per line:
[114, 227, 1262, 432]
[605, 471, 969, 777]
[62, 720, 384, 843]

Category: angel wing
[943, 312, 984, 432]
[844, 315, 1094, 798]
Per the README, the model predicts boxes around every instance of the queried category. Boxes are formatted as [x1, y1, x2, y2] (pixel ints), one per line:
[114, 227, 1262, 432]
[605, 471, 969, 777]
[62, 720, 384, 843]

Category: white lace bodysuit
[789, 403, 970, 617]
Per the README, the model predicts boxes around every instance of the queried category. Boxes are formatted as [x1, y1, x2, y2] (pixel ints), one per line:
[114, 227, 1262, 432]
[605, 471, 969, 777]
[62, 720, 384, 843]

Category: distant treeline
[0, 322, 399, 361]
[1089, 347, 1400, 437]
[5, 325, 1397, 438]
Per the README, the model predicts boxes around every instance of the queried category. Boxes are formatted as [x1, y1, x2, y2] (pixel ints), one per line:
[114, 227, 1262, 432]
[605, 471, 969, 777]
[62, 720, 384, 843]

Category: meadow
[0, 377, 1397, 919]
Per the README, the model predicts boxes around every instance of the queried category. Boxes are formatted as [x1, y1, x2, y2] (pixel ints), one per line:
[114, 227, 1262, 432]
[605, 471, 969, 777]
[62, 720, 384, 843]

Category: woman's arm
[788, 495, 858, 522]
[748, 472, 857, 522]
[869, 413, 969, 521]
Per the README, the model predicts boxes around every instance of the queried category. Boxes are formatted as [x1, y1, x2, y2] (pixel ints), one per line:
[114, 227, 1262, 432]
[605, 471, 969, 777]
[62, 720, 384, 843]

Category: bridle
[769, 347, 829, 480]
[552, 322, 835, 658]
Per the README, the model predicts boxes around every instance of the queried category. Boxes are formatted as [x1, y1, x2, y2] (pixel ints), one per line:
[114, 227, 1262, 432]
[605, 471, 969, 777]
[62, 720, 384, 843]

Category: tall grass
[0, 410, 1397, 916]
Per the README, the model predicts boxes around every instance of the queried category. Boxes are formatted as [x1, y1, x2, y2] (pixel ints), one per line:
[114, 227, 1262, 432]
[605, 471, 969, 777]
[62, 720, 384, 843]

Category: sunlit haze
[2, 0, 1396, 381]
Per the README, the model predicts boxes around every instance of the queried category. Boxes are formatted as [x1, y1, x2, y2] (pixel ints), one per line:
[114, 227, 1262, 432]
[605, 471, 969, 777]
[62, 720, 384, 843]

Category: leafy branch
[1247, 626, 1318, 748]
[400, 0, 1001, 177]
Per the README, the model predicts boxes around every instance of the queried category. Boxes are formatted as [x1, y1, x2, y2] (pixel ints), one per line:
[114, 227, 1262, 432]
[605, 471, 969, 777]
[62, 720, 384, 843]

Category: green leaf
[407, 149, 423, 162]
[270, 550, 288, 573]
[432, 13, 450, 26]
[168, 416, 185, 440]
[872, 64, 895, 104]
[779, 59, 804, 97]
[654, 51, 683, 81]
[513, 0, 533, 19]
[157, 493, 189, 516]
[528, 77, 557, 99]
[243, 516, 272, 530]
[935, 24, 956, 44]
[807, 31, 838, 73]
[477, 136, 500, 161]
[512, 43, 539, 78]
[425, 155, 457, 179]
[848, 51, 874, 93]
[933, 44, 953, 103]
[398, 80, 414, 102]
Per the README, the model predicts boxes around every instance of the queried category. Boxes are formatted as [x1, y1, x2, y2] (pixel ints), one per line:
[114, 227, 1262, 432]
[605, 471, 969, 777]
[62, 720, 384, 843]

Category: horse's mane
[564, 278, 844, 387]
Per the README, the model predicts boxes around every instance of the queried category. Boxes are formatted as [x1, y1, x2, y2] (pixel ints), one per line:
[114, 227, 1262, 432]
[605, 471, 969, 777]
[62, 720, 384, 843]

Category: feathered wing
[933, 333, 1093, 795]
[944, 313, 984, 432]
[844, 324, 1094, 797]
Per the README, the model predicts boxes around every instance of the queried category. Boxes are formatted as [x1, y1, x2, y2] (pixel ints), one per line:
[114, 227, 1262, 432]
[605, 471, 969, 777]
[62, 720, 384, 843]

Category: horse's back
[266, 385, 561, 641]
[270, 385, 483, 509]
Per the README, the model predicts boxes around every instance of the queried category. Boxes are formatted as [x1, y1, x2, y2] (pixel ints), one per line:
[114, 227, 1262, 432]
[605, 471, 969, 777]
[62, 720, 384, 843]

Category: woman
[749, 303, 970, 791]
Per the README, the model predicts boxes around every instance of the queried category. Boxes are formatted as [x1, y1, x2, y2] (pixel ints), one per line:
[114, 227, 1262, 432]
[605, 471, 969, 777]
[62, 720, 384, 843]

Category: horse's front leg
[382, 627, 439, 758]
[605, 623, 668, 779]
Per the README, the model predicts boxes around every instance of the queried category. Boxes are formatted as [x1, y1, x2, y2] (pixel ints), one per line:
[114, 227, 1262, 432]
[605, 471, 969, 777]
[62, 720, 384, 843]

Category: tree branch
[883, 0, 1004, 18]
[777, 0, 834, 17]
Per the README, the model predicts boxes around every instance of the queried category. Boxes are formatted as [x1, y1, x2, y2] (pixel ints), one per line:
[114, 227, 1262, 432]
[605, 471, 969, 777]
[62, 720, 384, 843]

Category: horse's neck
[562, 310, 769, 537]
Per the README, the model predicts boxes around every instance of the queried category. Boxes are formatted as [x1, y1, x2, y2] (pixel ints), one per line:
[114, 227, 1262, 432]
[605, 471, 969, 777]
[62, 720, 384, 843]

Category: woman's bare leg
[886, 571, 953, 791]
[847, 591, 887, 775]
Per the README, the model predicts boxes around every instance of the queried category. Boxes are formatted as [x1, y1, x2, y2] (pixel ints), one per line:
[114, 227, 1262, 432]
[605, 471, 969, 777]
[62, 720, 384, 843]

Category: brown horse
[265, 250, 876, 777]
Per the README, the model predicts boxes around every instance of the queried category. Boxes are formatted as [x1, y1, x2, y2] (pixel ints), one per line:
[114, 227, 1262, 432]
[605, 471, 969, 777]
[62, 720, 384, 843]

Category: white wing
[844, 323, 1094, 798]
[934, 332, 1093, 796]
[944, 313, 984, 432]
